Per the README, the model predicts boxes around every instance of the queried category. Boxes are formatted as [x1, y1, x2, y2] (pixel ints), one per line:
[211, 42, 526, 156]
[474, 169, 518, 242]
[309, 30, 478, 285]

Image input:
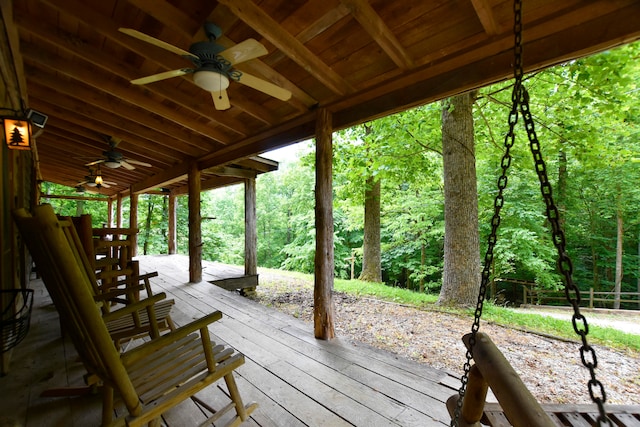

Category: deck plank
[2, 254, 467, 426]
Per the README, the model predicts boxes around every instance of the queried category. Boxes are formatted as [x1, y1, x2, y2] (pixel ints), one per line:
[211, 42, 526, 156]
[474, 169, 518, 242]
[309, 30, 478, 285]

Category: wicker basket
[1, 289, 34, 353]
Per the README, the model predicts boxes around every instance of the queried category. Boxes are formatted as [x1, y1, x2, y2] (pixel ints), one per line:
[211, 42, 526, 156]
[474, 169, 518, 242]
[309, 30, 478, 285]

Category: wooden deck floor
[0, 254, 460, 426]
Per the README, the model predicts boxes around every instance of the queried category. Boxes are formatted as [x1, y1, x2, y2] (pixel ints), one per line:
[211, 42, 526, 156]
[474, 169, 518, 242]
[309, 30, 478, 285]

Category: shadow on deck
[0, 254, 459, 426]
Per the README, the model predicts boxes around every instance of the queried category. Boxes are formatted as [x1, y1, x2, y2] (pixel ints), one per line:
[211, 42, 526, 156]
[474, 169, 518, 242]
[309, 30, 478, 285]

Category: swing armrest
[460, 332, 556, 427]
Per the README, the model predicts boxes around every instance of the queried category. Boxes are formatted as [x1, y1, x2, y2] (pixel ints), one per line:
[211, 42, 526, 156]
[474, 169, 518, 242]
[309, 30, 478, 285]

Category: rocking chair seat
[13, 205, 257, 426]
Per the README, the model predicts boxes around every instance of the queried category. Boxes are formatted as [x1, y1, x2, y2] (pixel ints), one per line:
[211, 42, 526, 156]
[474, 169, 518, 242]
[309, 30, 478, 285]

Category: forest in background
[43, 41, 640, 306]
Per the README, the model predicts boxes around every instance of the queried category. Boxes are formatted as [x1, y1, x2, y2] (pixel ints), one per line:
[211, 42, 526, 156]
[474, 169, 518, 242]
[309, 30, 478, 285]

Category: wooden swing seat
[447, 332, 640, 427]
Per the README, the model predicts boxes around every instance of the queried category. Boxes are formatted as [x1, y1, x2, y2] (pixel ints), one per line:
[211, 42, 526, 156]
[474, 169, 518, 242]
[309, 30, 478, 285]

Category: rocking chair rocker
[14, 204, 257, 427]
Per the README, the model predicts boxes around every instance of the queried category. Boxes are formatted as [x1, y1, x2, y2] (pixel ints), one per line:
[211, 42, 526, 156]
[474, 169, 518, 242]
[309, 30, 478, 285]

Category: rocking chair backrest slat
[13, 205, 141, 414]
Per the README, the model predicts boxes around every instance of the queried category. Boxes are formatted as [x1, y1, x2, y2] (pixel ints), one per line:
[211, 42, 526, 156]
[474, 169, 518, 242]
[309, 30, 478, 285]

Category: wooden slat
[218, 0, 354, 95]
[339, 0, 414, 69]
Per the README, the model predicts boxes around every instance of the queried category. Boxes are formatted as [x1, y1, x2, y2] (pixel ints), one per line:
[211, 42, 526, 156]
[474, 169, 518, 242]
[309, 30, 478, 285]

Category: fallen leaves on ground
[252, 273, 640, 405]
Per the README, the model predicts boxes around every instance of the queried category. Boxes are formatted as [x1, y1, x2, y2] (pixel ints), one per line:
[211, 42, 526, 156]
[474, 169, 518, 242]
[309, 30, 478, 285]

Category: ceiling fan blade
[100, 182, 111, 189]
[218, 39, 268, 65]
[120, 161, 136, 170]
[85, 159, 105, 167]
[131, 69, 192, 85]
[212, 90, 231, 110]
[104, 180, 117, 186]
[119, 28, 196, 59]
[126, 159, 152, 167]
[237, 73, 292, 101]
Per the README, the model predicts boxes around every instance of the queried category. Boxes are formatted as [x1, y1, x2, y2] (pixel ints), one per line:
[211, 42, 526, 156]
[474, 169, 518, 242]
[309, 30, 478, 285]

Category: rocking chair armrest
[115, 271, 160, 296]
[122, 311, 223, 367]
[101, 293, 167, 323]
[93, 284, 145, 302]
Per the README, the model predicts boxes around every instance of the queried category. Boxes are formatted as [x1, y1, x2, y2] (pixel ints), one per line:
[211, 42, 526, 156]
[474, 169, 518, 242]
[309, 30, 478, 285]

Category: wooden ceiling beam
[20, 42, 231, 148]
[42, 121, 174, 166]
[339, 0, 414, 69]
[198, 112, 317, 170]
[218, 0, 354, 95]
[203, 166, 257, 179]
[14, 13, 258, 136]
[130, 162, 190, 195]
[24, 72, 205, 159]
[39, 0, 189, 71]
[123, 0, 201, 39]
[30, 94, 189, 162]
[332, 2, 640, 130]
[469, 0, 501, 36]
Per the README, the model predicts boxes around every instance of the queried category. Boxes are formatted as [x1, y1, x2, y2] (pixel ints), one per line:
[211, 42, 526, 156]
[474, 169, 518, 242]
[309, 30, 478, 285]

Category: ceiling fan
[76, 167, 116, 189]
[85, 137, 152, 170]
[119, 22, 292, 110]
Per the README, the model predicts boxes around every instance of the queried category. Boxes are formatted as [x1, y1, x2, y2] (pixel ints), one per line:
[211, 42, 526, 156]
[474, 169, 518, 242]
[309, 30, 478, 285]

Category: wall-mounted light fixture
[3, 117, 32, 150]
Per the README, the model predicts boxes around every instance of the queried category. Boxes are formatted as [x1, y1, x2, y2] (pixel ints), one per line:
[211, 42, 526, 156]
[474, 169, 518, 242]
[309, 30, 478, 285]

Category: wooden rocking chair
[14, 204, 257, 426]
[59, 215, 175, 349]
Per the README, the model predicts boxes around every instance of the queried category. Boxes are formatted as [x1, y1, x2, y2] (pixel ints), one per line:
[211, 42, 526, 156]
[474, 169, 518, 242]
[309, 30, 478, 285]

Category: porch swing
[446, 1, 640, 426]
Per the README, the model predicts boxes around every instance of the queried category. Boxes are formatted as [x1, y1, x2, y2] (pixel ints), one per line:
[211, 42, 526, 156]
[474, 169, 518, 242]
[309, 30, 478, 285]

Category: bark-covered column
[116, 193, 123, 228]
[188, 161, 202, 282]
[129, 192, 138, 257]
[314, 107, 335, 340]
[168, 192, 177, 255]
[107, 197, 113, 227]
[244, 177, 257, 276]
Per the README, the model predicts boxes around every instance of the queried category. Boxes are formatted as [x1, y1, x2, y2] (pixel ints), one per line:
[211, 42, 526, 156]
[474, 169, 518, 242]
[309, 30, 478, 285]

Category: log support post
[168, 192, 177, 255]
[116, 193, 123, 228]
[129, 192, 138, 257]
[107, 197, 113, 227]
[314, 108, 335, 340]
[243, 178, 258, 295]
[188, 161, 202, 282]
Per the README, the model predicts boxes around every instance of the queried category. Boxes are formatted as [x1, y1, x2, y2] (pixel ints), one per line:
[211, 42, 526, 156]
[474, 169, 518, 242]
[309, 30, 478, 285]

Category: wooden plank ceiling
[10, 0, 640, 197]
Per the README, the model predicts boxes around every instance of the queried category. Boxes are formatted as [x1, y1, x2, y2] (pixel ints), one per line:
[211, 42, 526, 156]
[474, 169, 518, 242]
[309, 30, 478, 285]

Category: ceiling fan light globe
[104, 160, 121, 168]
[193, 70, 230, 92]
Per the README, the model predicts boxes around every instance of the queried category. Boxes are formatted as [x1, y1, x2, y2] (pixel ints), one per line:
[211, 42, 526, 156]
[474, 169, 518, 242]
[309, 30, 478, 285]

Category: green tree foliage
[40, 42, 640, 306]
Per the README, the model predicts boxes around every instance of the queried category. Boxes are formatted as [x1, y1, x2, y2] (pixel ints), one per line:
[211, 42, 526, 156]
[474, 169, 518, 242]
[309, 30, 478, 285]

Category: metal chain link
[451, 2, 522, 425]
[519, 84, 612, 427]
[452, 0, 611, 425]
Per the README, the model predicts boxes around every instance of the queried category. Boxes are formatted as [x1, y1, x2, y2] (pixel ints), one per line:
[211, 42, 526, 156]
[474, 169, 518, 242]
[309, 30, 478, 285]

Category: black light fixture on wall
[2, 108, 48, 151]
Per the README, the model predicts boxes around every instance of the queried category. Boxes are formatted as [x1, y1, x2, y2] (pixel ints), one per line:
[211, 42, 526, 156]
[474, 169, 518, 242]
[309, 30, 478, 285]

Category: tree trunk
[614, 197, 623, 309]
[557, 149, 567, 230]
[143, 195, 154, 255]
[420, 242, 426, 293]
[359, 176, 382, 282]
[637, 230, 640, 309]
[168, 193, 176, 254]
[437, 91, 481, 307]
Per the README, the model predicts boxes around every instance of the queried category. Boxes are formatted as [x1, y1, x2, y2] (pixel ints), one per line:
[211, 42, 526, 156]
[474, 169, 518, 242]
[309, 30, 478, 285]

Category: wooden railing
[523, 287, 640, 309]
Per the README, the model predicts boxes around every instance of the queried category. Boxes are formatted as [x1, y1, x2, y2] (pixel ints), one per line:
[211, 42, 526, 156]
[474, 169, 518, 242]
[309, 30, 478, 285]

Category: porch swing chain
[452, 0, 611, 425]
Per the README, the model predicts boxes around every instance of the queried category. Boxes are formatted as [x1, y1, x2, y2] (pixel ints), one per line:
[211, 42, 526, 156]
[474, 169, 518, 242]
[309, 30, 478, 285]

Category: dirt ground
[251, 270, 640, 406]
